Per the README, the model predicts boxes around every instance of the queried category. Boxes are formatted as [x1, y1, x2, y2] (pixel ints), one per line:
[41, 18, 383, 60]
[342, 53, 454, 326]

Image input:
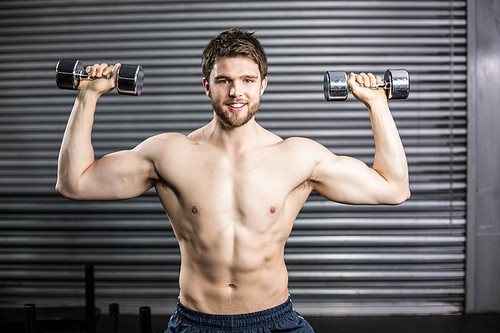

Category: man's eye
[245, 79, 255, 83]
[218, 79, 229, 84]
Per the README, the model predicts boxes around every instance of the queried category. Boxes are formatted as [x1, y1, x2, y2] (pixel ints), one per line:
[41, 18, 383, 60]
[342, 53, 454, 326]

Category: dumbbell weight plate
[56, 59, 83, 90]
[385, 69, 410, 99]
[324, 71, 348, 101]
[117, 64, 144, 96]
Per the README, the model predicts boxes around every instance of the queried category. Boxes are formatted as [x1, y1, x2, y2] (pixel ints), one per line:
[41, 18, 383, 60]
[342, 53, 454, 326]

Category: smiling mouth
[226, 102, 247, 111]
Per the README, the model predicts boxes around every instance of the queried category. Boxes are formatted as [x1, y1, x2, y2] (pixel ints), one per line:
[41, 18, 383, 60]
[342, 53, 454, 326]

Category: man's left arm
[309, 72, 410, 205]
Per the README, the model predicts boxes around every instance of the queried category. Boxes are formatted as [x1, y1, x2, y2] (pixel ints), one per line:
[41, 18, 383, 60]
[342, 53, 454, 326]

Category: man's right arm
[55, 63, 158, 201]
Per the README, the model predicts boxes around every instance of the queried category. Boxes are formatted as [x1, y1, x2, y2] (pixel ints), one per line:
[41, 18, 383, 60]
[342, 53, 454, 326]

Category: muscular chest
[156, 144, 308, 224]
[186, 150, 287, 212]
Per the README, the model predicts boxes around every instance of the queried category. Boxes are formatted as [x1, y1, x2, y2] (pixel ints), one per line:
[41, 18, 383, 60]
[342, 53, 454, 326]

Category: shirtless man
[56, 28, 410, 332]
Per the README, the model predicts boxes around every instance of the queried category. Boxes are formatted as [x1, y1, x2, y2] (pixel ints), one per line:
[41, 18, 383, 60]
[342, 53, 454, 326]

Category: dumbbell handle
[75, 71, 112, 80]
[356, 82, 389, 90]
[341, 72, 390, 90]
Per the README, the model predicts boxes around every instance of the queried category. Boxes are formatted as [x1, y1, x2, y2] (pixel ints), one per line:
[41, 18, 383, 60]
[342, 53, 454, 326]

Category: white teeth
[229, 103, 244, 108]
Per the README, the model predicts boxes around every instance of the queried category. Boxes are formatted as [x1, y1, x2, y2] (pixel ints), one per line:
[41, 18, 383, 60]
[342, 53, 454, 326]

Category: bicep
[310, 154, 399, 205]
[76, 146, 157, 201]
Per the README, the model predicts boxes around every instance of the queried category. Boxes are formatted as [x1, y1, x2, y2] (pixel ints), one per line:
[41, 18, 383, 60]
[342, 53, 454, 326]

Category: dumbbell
[55, 59, 144, 96]
[323, 69, 410, 101]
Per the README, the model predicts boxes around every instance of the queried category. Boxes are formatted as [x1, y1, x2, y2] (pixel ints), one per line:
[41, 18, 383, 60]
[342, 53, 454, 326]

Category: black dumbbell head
[56, 59, 82, 90]
[117, 64, 144, 96]
[385, 69, 410, 99]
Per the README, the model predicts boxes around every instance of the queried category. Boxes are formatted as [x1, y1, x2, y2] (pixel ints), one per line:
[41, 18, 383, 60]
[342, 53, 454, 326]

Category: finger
[111, 63, 121, 79]
[96, 63, 108, 77]
[91, 64, 99, 77]
[85, 66, 92, 74]
[367, 73, 377, 87]
[348, 72, 359, 88]
[353, 73, 363, 85]
[103, 64, 114, 77]
[375, 75, 382, 85]
[360, 72, 370, 87]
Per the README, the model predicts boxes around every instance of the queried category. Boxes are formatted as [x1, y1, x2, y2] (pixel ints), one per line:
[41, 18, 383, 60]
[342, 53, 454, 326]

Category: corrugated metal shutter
[0, 0, 466, 316]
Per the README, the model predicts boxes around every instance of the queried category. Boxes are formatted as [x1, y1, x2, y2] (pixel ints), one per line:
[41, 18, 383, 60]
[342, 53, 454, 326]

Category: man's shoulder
[136, 132, 192, 158]
[281, 136, 322, 150]
[143, 132, 191, 147]
[278, 137, 335, 165]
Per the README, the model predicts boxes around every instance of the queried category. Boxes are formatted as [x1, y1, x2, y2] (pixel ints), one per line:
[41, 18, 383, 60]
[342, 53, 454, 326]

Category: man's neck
[205, 116, 263, 155]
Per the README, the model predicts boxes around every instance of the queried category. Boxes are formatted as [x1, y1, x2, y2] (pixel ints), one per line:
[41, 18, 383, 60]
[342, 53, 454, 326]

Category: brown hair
[202, 28, 268, 80]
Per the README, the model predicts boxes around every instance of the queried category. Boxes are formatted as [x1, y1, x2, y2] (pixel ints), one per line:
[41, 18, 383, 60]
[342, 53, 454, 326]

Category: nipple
[191, 206, 198, 214]
[270, 206, 276, 214]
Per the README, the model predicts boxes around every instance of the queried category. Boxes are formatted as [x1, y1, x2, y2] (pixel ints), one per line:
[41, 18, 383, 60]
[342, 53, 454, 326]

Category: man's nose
[229, 82, 243, 97]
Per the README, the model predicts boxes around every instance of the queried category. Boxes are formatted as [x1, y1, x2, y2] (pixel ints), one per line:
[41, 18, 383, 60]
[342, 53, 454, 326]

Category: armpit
[293, 179, 314, 193]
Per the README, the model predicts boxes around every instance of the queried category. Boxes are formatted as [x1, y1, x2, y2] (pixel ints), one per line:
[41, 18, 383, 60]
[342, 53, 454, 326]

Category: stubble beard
[212, 99, 260, 129]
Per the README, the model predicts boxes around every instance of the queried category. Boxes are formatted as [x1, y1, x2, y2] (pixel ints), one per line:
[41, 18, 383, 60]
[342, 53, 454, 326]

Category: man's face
[203, 57, 267, 128]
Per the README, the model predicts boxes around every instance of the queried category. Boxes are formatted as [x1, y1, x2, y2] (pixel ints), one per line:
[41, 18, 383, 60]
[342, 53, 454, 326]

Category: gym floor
[90, 313, 500, 333]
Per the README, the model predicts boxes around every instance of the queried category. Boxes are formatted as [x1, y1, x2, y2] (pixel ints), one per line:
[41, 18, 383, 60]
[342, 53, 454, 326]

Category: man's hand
[78, 62, 122, 97]
[348, 72, 387, 107]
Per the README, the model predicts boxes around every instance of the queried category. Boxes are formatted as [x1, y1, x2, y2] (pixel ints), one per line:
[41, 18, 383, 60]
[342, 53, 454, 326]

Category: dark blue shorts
[165, 297, 315, 332]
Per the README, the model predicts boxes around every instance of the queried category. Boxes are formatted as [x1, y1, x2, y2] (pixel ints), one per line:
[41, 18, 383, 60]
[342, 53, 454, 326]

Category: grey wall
[466, 0, 500, 313]
[0, 0, 472, 316]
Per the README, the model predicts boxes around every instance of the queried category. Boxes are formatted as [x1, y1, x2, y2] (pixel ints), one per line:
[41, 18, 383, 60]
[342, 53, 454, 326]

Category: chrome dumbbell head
[384, 69, 410, 100]
[323, 71, 348, 101]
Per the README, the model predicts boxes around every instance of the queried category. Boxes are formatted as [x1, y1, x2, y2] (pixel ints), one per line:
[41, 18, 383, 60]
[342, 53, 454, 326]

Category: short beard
[212, 99, 260, 128]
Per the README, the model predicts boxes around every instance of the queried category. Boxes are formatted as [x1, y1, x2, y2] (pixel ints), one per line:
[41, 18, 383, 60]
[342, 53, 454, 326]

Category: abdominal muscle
[175, 215, 292, 315]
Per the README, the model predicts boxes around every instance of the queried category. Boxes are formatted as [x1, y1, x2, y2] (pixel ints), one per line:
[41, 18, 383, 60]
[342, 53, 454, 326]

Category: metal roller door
[0, 1, 466, 315]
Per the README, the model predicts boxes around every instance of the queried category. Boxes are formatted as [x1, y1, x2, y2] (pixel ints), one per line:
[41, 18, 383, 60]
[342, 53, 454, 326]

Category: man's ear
[203, 77, 211, 98]
[260, 77, 268, 96]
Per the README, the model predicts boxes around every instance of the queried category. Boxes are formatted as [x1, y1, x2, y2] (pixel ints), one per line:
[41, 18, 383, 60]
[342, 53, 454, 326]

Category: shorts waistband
[175, 297, 293, 330]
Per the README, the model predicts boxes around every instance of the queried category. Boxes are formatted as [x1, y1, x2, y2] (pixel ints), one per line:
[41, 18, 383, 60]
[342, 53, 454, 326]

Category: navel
[191, 205, 198, 214]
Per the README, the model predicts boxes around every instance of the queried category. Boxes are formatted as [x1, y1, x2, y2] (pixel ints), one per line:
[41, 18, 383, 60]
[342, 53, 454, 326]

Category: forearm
[367, 99, 409, 190]
[56, 90, 100, 194]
